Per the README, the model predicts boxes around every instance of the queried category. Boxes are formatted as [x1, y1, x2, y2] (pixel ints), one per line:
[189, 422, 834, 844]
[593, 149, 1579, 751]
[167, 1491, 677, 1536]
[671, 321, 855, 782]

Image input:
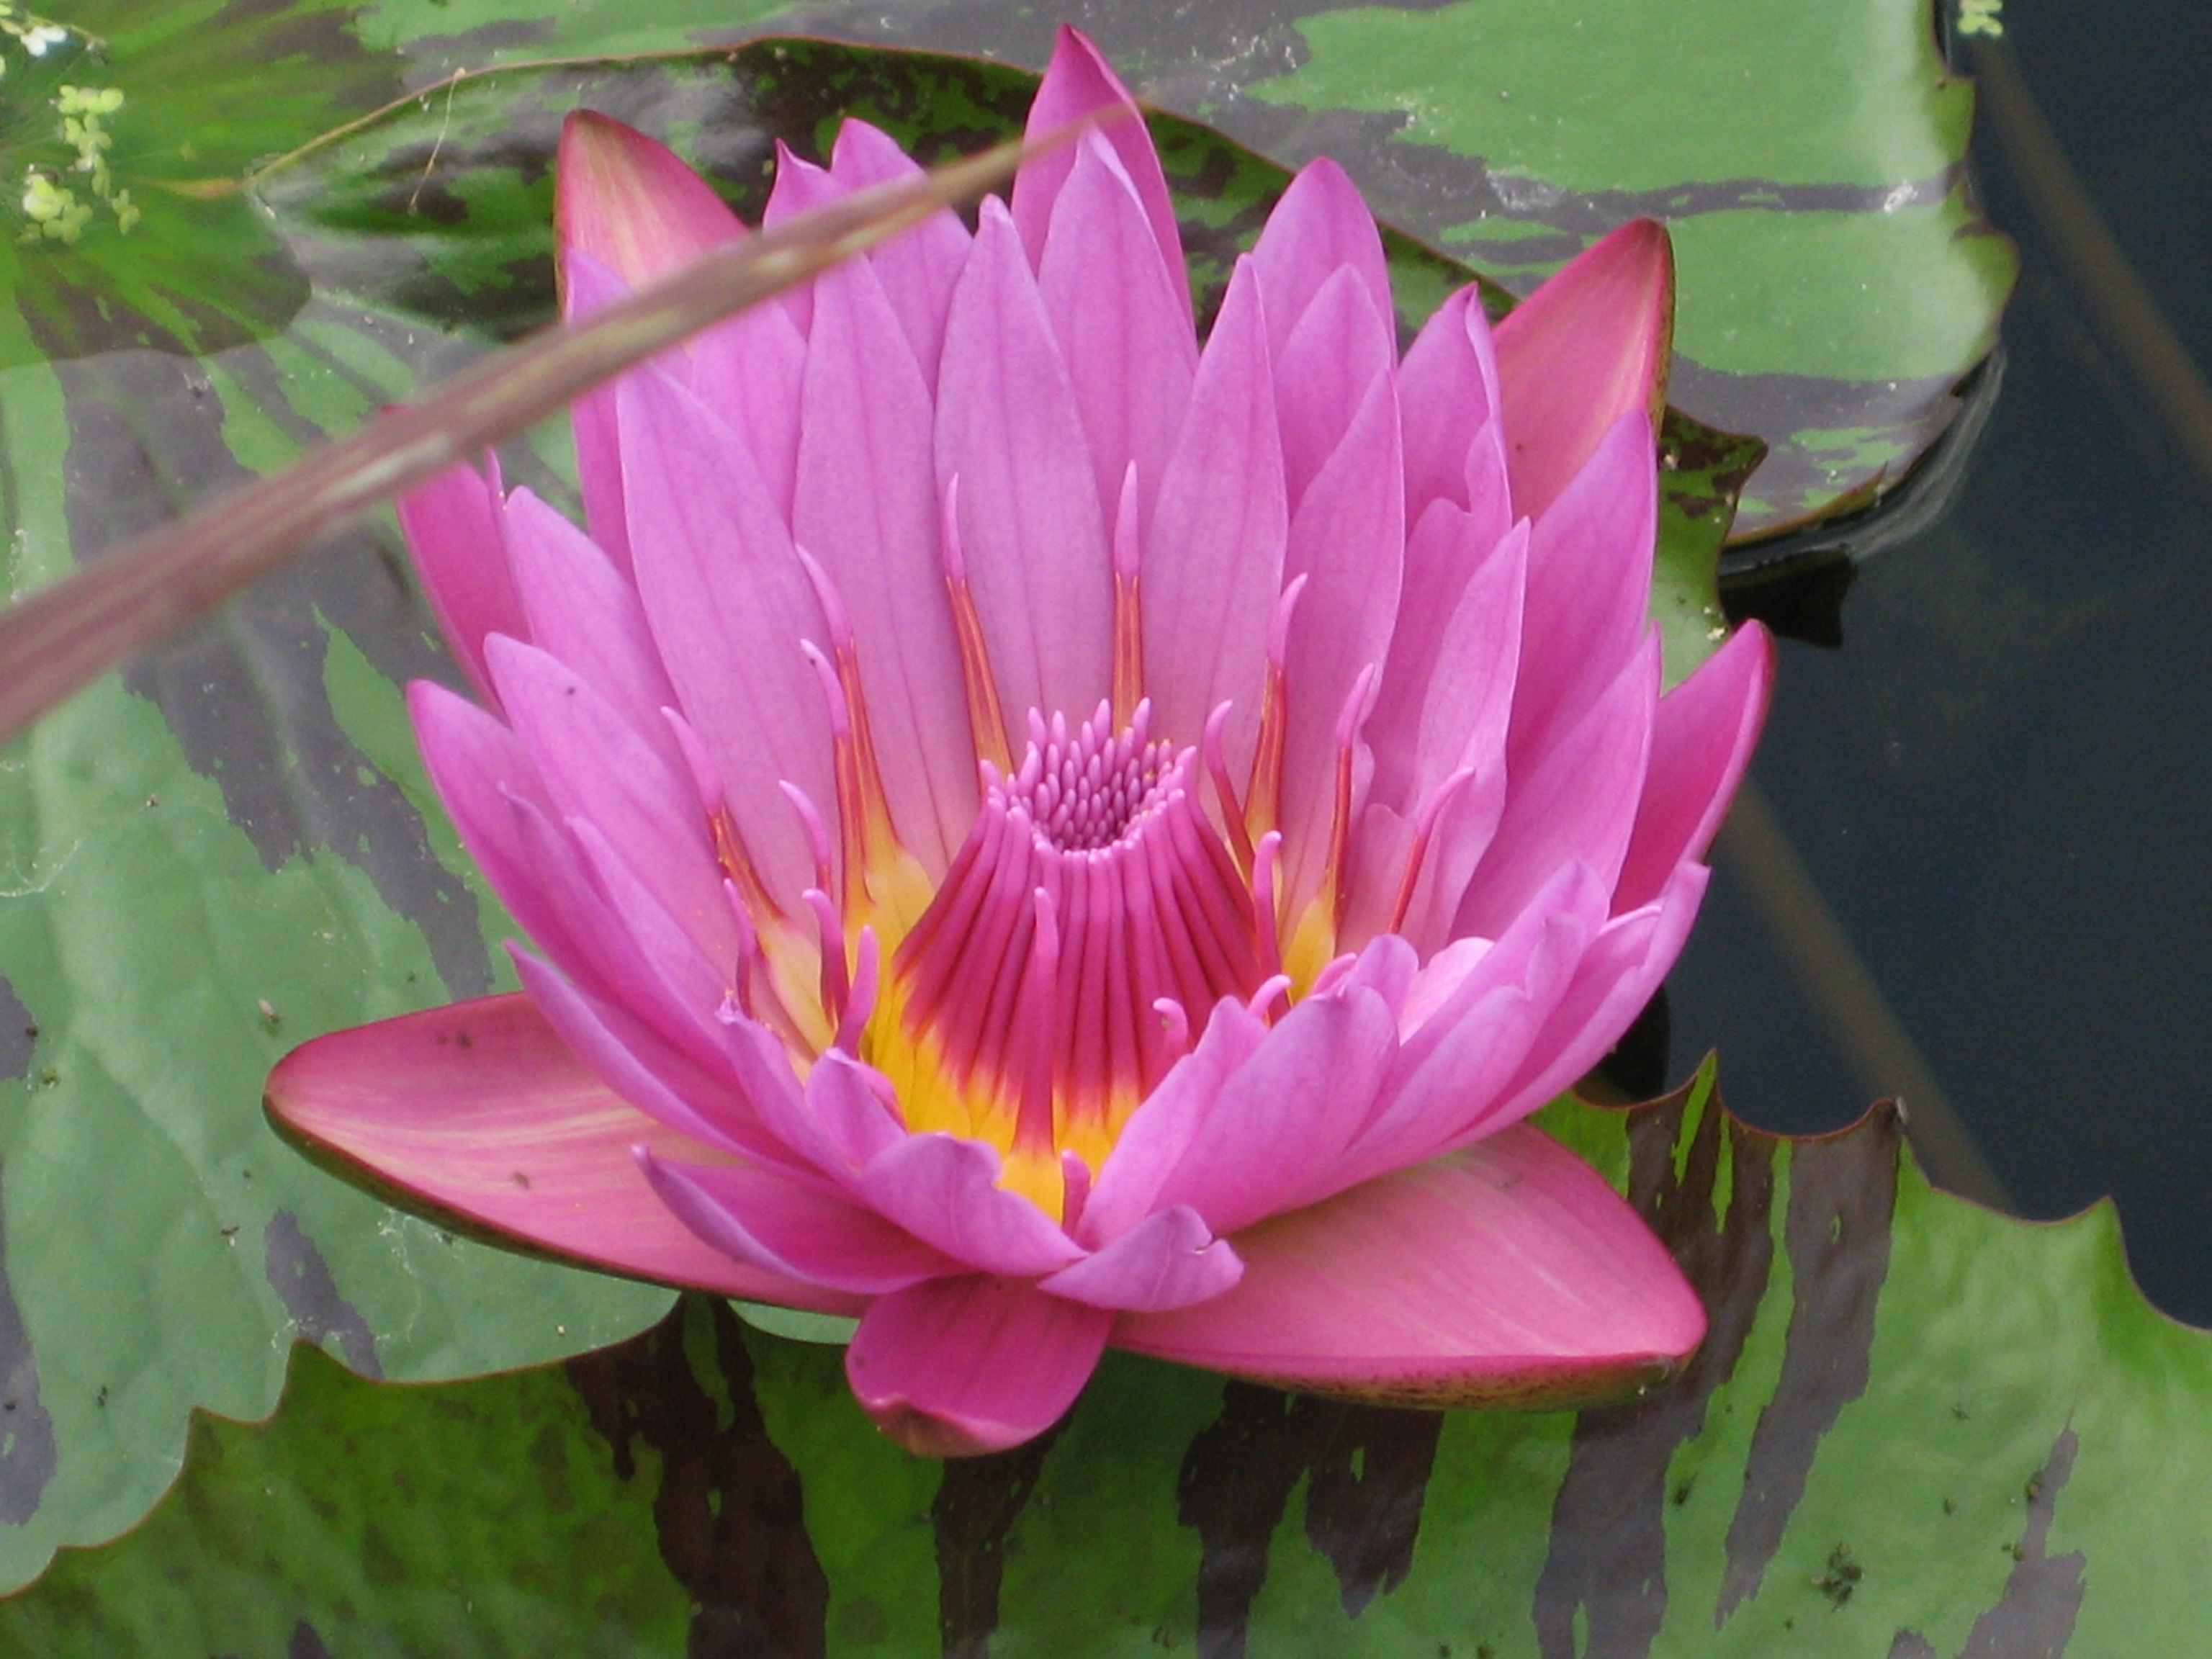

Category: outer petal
[1614, 622, 1773, 912]
[847, 1274, 1115, 1456]
[1114, 1125, 1705, 1408]
[397, 460, 521, 703]
[554, 112, 742, 300]
[1397, 285, 1509, 537]
[639, 1151, 960, 1295]
[1493, 219, 1672, 521]
[1012, 25, 1189, 325]
[265, 995, 856, 1313]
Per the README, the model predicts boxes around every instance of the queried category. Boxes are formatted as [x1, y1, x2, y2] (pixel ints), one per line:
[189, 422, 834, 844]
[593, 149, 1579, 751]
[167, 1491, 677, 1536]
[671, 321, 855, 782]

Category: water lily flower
[268, 28, 1773, 1456]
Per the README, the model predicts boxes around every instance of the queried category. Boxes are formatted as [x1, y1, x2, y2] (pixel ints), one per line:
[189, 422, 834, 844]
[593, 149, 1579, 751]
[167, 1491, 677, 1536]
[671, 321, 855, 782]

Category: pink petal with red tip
[848, 1274, 1115, 1456]
[266, 996, 855, 1312]
[1013, 25, 1188, 324]
[935, 199, 1113, 728]
[396, 461, 521, 703]
[1493, 219, 1673, 521]
[1038, 131, 1197, 533]
[1615, 621, 1774, 912]
[1115, 1125, 1704, 1408]
[554, 111, 742, 300]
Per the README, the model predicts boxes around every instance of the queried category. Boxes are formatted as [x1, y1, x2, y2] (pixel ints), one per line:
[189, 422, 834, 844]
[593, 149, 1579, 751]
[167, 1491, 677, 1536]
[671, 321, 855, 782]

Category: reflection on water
[1672, 12, 2212, 1321]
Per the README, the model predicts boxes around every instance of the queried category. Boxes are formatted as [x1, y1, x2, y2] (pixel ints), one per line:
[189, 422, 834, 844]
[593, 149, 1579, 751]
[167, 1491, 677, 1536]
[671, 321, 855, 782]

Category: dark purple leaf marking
[1716, 1105, 1904, 1621]
[0, 1157, 55, 1526]
[568, 1295, 829, 1659]
[53, 345, 495, 998]
[1177, 1384, 1444, 1659]
[0, 979, 33, 1081]
[286, 1619, 336, 1659]
[1888, 1423, 2085, 1659]
[1532, 1081, 1780, 1659]
[263, 1210, 381, 1379]
[933, 1418, 1068, 1659]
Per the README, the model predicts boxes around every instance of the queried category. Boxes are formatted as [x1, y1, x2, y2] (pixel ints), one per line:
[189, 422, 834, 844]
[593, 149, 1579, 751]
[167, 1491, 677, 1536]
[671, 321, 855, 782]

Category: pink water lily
[267, 29, 1772, 1456]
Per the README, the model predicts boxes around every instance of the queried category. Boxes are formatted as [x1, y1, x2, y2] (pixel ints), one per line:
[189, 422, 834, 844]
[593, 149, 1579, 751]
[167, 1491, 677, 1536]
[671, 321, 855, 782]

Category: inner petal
[878, 701, 1264, 1195]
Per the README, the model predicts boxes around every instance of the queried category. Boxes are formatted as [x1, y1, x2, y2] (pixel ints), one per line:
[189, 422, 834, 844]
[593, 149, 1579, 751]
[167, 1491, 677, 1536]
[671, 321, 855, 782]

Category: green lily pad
[4, 1075, 2200, 1658]
[0, 4, 1958, 1601]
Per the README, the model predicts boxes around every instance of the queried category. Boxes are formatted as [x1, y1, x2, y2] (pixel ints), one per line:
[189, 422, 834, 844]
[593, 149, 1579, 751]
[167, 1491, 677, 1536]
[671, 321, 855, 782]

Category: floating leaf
[4, 1077, 2200, 1658]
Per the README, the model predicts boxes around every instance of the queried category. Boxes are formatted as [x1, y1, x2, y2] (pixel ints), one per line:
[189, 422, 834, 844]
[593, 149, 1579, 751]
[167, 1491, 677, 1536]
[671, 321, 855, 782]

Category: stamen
[892, 702, 1262, 1143]
[798, 547, 900, 893]
[1251, 830, 1285, 987]
[666, 708, 786, 923]
[940, 475, 1012, 773]
[778, 780, 837, 907]
[1202, 701, 1256, 873]
[804, 887, 849, 1034]
[1387, 765, 1478, 936]
[1059, 1150, 1093, 1233]
[1246, 575, 1308, 840]
[835, 926, 880, 1054]
[1112, 464, 1143, 727]
[1322, 664, 1380, 930]
[800, 640, 871, 919]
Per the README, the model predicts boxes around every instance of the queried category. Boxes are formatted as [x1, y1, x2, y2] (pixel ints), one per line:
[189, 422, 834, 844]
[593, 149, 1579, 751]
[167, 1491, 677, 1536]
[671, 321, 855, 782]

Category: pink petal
[1249, 158, 1395, 364]
[508, 948, 774, 1164]
[1140, 982, 1400, 1237]
[1138, 257, 1285, 765]
[827, 119, 972, 376]
[846, 1274, 1115, 1455]
[802, 1051, 910, 1170]
[1270, 264, 1397, 511]
[1509, 411, 1660, 772]
[856, 1135, 1087, 1277]
[561, 251, 637, 572]
[1082, 997, 1269, 1243]
[1457, 633, 1660, 942]
[483, 635, 734, 965]
[618, 364, 834, 910]
[1493, 219, 1672, 521]
[554, 112, 742, 300]
[935, 198, 1112, 728]
[1276, 368, 1403, 911]
[794, 253, 976, 872]
[1614, 622, 1773, 912]
[266, 995, 855, 1311]
[1012, 25, 1189, 325]
[688, 298, 809, 523]
[1114, 1126, 1704, 1408]
[639, 1149, 958, 1295]
[397, 460, 521, 704]
[1397, 285, 1508, 536]
[500, 487, 678, 761]
[1478, 863, 1710, 1135]
[1038, 1205, 1241, 1313]
[1038, 130, 1198, 533]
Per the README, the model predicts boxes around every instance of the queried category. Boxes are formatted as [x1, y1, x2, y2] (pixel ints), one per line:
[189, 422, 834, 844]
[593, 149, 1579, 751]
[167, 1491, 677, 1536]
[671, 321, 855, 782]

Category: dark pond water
[1671, 9, 2212, 1323]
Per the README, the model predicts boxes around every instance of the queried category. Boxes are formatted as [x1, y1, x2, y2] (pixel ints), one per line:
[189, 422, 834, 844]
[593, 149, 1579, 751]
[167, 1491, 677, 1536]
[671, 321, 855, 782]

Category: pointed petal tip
[555, 110, 742, 297]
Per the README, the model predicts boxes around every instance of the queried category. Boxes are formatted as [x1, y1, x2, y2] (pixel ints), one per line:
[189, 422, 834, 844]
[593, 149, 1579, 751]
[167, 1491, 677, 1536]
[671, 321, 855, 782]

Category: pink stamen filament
[940, 477, 1012, 774]
[1111, 464, 1143, 729]
[1246, 576, 1308, 842]
[1388, 765, 1478, 936]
